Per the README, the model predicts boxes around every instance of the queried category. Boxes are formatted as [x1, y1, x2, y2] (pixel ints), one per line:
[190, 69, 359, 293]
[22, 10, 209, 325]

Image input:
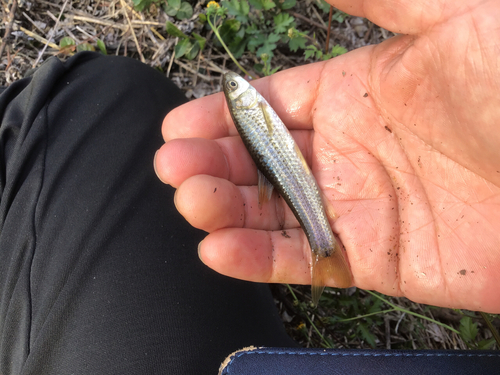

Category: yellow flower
[207, 1, 220, 8]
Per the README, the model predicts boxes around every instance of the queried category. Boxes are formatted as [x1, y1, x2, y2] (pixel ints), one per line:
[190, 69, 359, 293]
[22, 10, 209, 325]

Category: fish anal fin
[258, 169, 274, 209]
[274, 194, 285, 229]
[311, 242, 352, 306]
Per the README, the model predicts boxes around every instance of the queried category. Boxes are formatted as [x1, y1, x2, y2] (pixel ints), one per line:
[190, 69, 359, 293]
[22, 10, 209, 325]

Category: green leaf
[59, 36, 75, 48]
[216, 5, 228, 17]
[247, 0, 275, 10]
[228, 30, 248, 58]
[168, 0, 181, 9]
[165, 0, 181, 16]
[269, 65, 281, 74]
[192, 32, 206, 51]
[332, 10, 348, 23]
[228, 39, 247, 58]
[477, 338, 496, 350]
[279, 0, 296, 9]
[273, 13, 294, 34]
[166, 21, 188, 38]
[288, 34, 307, 52]
[198, 13, 207, 23]
[367, 298, 384, 314]
[459, 316, 478, 343]
[247, 32, 266, 52]
[219, 19, 241, 41]
[132, 0, 155, 11]
[177, 2, 193, 19]
[261, 0, 276, 11]
[256, 33, 280, 58]
[267, 32, 280, 43]
[96, 39, 107, 55]
[76, 43, 95, 52]
[245, 22, 258, 34]
[314, 0, 330, 13]
[165, 7, 177, 16]
[329, 44, 347, 57]
[221, 0, 250, 22]
[304, 48, 315, 60]
[175, 38, 192, 58]
[185, 41, 200, 60]
[357, 323, 377, 348]
[247, 0, 263, 10]
[253, 63, 264, 73]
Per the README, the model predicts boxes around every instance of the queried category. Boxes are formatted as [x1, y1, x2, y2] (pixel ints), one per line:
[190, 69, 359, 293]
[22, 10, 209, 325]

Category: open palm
[156, 0, 500, 313]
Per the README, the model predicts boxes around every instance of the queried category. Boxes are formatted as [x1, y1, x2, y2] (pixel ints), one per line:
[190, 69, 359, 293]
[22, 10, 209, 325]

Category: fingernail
[198, 240, 205, 264]
[153, 150, 161, 181]
[173, 189, 178, 210]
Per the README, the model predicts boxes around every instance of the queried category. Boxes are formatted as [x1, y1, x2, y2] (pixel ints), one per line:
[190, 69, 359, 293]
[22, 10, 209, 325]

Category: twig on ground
[72, 15, 128, 31]
[480, 312, 500, 346]
[384, 315, 391, 349]
[132, 20, 164, 27]
[364, 21, 374, 43]
[22, 11, 45, 34]
[167, 41, 176, 77]
[119, 0, 145, 63]
[174, 58, 212, 81]
[291, 11, 327, 31]
[33, 0, 70, 67]
[19, 26, 60, 50]
[310, 4, 327, 27]
[325, 5, 333, 54]
[0, 0, 18, 60]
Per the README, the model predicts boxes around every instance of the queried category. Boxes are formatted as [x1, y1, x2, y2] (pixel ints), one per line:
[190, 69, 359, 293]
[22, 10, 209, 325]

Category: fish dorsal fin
[293, 143, 314, 177]
[258, 169, 274, 209]
[259, 102, 274, 135]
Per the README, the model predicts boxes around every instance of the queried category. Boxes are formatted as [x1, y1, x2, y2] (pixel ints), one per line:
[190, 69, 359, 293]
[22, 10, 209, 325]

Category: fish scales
[222, 72, 352, 305]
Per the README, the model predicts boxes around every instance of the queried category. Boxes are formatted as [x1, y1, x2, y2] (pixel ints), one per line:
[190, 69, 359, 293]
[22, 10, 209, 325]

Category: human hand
[155, 0, 500, 313]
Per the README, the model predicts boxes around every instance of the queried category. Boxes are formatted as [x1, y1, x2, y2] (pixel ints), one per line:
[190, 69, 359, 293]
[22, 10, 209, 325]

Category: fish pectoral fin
[320, 190, 338, 221]
[311, 241, 352, 306]
[258, 169, 274, 209]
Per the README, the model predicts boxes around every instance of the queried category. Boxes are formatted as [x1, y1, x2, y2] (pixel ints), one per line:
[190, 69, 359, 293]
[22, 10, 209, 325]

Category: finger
[155, 138, 230, 187]
[156, 131, 315, 188]
[162, 62, 331, 142]
[174, 175, 300, 233]
[198, 227, 313, 285]
[328, 0, 452, 34]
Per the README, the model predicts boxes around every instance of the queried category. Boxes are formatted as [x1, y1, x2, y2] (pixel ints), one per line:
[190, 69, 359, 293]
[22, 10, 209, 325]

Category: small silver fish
[222, 72, 352, 305]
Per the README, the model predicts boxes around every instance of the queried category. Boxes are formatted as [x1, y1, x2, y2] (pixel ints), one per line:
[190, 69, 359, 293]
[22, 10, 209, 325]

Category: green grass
[272, 284, 499, 350]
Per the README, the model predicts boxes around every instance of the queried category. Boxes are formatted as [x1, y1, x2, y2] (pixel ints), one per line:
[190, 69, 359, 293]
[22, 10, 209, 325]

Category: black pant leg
[0, 52, 296, 375]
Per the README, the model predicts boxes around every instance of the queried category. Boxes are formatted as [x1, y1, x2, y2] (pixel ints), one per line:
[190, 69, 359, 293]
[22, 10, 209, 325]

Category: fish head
[223, 72, 257, 109]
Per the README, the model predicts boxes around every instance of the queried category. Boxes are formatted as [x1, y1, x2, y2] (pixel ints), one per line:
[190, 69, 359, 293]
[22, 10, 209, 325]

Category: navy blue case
[219, 347, 500, 374]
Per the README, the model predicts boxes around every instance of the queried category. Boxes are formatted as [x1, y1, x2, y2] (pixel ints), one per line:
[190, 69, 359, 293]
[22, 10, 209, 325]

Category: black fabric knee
[0, 52, 296, 375]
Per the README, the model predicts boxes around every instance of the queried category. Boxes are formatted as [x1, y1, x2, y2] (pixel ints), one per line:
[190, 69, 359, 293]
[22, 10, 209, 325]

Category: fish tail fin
[311, 242, 352, 306]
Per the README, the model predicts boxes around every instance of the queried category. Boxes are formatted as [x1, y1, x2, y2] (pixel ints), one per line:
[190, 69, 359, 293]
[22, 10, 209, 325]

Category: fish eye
[227, 80, 238, 90]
